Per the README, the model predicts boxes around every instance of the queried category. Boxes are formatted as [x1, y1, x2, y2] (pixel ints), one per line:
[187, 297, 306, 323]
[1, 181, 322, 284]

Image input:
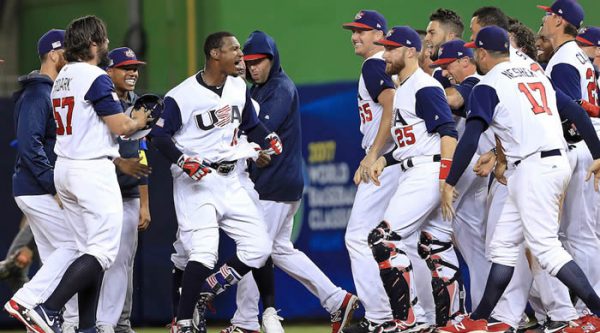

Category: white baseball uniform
[546, 40, 600, 316]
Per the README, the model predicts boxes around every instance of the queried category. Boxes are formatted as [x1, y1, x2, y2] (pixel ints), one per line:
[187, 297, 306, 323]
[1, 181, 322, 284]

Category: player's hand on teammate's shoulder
[177, 154, 211, 181]
[441, 182, 458, 221]
[367, 156, 387, 186]
[115, 157, 152, 179]
[585, 159, 600, 192]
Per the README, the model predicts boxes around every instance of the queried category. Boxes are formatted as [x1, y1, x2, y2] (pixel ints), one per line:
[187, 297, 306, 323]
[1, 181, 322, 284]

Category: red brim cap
[342, 22, 374, 31]
[243, 54, 269, 61]
[113, 59, 146, 67]
[429, 58, 457, 68]
[537, 5, 552, 12]
[374, 39, 402, 47]
[464, 41, 477, 48]
[576, 36, 594, 46]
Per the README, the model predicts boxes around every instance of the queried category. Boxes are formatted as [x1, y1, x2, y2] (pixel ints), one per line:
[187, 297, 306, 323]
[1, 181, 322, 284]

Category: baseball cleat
[543, 320, 569, 333]
[487, 319, 513, 332]
[331, 293, 360, 333]
[563, 315, 600, 333]
[342, 318, 379, 333]
[4, 299, 63, 333]
[261, 307, 284, 333]
[176, 320, 194, 333]
[219, 325, 259, 333]
[436, 315, 487, 333]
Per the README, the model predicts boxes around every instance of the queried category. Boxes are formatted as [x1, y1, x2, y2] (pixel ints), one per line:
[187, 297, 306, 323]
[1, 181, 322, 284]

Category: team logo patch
[215, 105, 232, 127]
[386, 29, 394, 37]
[125, 49, 135, 58]
[438, 47, 444, 57]
[355, 11, 364, 20]
[52, 41, 62, 49]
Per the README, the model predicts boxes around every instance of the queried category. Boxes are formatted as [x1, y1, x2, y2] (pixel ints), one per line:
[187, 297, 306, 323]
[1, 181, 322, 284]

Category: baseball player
[576, 27, 600, 120]
[211, 30, 357, 333]
[423, 8, 463, 89]
[468, 8, 579, 331]
[4, 28, 78, 331]
[539, 0, 600, 319]
[508, 21, 537, 61]
[366, 26, 460, 332]
[61, 47, 152, 333]
[437, 25, 600, 333]
[149, 31, 283, 333]
[340, 10, 399, 333]
[6, 16, 149, 333]
[536, 28, 554, 69]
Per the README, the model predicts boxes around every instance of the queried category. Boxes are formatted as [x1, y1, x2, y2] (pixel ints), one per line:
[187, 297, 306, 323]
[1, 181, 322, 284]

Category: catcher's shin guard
[202, 264, 243, 295]
[368, 221, 417, 323]
[417, 231, 464, 326]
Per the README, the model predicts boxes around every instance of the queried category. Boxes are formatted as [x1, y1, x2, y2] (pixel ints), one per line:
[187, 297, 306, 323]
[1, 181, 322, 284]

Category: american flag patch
[214, 105, 231, 127]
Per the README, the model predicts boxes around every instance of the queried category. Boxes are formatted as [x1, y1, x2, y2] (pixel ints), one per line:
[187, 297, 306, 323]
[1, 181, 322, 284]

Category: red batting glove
[177, 155, 211, 181]
[579, 100, 600, 118]
[264, 132, 283, 155]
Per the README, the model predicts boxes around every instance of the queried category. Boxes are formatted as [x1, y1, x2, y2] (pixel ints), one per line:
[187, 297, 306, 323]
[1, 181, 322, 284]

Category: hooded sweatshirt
[12, 71, 57, 196]
[243, 31, 303, 201]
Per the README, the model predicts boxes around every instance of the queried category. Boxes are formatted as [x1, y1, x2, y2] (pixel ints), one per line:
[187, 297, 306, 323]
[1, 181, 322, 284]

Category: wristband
[439, 158, 452, 180]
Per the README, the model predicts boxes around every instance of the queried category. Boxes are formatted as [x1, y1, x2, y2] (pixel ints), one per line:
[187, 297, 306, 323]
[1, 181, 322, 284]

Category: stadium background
[0, 0, 599, 329]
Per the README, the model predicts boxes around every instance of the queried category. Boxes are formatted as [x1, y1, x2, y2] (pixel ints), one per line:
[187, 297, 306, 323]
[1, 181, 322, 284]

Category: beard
[385, 60, 404, 76]
[97, 47, 110, 68]
[475, 62, 486, 76]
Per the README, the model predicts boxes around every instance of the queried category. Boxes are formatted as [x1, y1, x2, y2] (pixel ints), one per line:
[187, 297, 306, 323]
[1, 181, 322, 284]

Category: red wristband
[439, 158, 452, 180]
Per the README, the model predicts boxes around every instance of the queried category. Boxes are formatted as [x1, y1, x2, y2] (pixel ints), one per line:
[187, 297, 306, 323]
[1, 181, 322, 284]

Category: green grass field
[0, 324, 333, 333]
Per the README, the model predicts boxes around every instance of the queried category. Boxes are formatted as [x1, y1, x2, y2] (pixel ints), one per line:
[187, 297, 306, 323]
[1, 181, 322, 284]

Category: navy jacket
[117, 91, 148, 198]
[12, 72, 57, 197]
[243, 31, 304, 201]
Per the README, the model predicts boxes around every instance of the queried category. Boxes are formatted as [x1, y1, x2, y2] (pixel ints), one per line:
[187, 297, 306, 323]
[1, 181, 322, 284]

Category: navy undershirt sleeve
[84, 74, 123, 116]
[455, 77, 480, 109]
[415, 86, 455, 133]
[362, 59, 395, 103]
[148, 96, 184, 163]
[551, 63, 582, 100]
[466, 85, 498, 126]
[445, 118, 487, 186]
[433, 69, 452, 88]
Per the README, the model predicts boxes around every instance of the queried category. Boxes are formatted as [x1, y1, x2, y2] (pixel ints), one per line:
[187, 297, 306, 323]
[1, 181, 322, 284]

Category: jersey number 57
[52, 96, 75, 135]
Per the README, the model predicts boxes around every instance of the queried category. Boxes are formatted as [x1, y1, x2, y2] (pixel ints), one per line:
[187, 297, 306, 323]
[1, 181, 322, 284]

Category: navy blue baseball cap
[342, 10, 387, 32]
[430, 40, 474, 67]
[108, 47, 146, 68]
[37, 29, 65, 57]
[577, 26, 600, 46]
[374, 26, 422, 52]
[538, 0, 584, 29]
[465, 26, 510, 52]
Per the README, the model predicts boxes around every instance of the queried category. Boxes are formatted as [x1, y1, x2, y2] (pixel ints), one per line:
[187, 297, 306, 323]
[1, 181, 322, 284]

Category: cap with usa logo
[108, 47, 146, 68]
[465, 26, 510, 52]
[537, 0, 584, 29]
[37, 29, 65, 57]
[577, 26, 600, 47]
[374, 26, 422, 52]
[342, 10, 387, 32]
[430, 40, 473, 68]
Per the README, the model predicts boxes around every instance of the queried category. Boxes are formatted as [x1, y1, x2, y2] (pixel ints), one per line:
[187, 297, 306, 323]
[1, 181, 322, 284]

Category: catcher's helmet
[124, 93, 164, 140]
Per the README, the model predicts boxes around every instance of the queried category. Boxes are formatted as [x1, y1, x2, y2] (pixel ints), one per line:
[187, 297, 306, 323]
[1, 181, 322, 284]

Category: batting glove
[177, 154, 211, 181]
[264, 132, 283, 155]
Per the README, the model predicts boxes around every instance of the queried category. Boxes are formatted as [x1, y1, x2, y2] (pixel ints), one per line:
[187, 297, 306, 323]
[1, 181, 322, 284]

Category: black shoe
[342, 318, 379, 333]
[543, 320, 568, 333]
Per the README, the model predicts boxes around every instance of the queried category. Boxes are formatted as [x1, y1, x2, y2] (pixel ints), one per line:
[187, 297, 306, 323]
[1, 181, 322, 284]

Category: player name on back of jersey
[53, 77, 72, 93]
[500, 67, 535, 79]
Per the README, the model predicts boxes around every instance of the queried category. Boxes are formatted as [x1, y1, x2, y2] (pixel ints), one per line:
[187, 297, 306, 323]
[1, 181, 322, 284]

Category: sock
[176, 261, 212, 320]
[171, 267, 184, 319]
[471, 263, 514, 321]
[78, 270, 104, 330]
[44, 254, 103, 311]
[252, 257, 275, 309]
[556, 261, 600, 316]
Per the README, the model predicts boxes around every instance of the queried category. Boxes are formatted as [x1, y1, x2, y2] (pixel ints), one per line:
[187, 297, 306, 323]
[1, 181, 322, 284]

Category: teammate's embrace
[149, 31, 283, 333]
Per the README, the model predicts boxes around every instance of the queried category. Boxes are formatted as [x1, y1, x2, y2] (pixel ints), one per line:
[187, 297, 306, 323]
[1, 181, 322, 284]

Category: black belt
[514, 149, 561, 166]
[208, 161, 236, 175]
[400, 154, 441, 172]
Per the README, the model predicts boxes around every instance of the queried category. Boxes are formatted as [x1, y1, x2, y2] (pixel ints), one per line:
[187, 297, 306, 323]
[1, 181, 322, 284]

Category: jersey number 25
[52, 97, 75, 135]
